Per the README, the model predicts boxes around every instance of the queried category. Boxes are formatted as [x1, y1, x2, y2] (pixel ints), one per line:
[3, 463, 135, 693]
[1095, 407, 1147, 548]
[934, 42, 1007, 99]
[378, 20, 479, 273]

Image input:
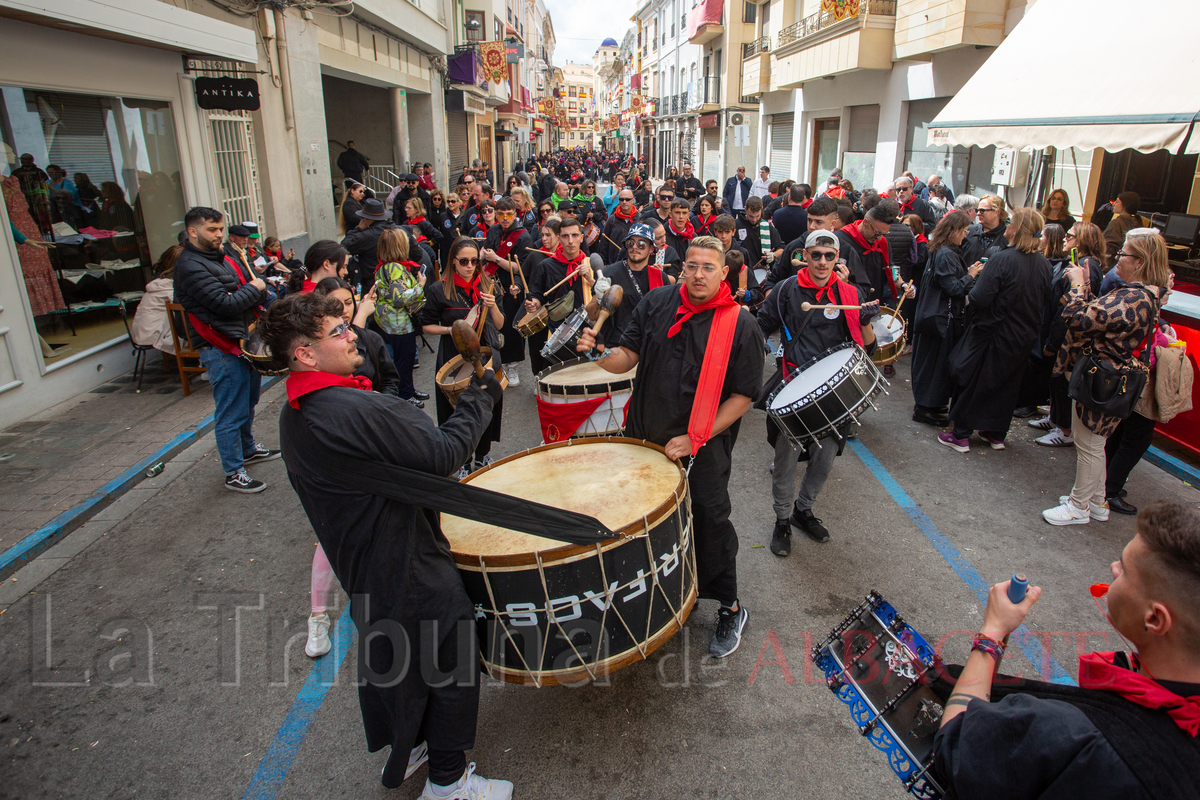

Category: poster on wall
[194, 77, 260, 111]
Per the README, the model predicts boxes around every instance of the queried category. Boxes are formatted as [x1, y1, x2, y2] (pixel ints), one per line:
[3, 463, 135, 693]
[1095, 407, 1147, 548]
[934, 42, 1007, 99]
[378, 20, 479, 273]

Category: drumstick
[450, 320, 487, 379]
[528, 247, 555, 256]
[544, 268, 582, 296]
[893, 281, 913, 316]
[800, 302, 863, 311]
[514, 253, 528, 294]
[603, 232, 621, 250]
[738, 264, 747, 299]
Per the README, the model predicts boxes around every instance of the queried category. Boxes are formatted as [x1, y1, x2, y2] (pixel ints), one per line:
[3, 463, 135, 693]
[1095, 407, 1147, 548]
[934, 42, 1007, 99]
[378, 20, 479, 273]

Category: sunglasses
[305, 321, 352, 346]
[497, 212, 516, 220]
[626, 239, 651, 249]
[808, 251, 838, 262]
[456, 257, 481, 266]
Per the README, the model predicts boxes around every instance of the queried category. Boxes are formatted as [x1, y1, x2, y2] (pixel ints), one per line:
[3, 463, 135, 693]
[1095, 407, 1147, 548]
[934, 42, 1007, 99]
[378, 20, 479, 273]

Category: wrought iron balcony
[743, 36, 770, 59]
[778, 0, 896, 49]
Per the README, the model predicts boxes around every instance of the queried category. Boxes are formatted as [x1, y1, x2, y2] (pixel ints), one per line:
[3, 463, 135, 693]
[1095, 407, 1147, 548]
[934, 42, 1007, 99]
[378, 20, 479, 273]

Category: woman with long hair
[403, 197, 442, 254]
[372, 227, 426, 405]
[634, 179, 652, 207]
[339, 182, 366, 234]
[419, 237, 505, 478]
[288, 239, 349, 294]
[1040, 188, 1076, 233]
[911, 211, 982, 425]
[504, 175, 520, 197]
[695, 195, 718, 237]
[1042, 231, 1172, 525]
[131, 245, 183, 354]
[1012, 223, 1072, 420]
[939, 207, 1053, 452]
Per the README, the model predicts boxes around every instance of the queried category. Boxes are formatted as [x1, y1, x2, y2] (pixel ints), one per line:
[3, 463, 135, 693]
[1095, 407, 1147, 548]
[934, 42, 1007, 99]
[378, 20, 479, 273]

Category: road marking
[848, 438, 1077, 685]
[1143, 444, 1200, 487]
[242, 611, 355, 800]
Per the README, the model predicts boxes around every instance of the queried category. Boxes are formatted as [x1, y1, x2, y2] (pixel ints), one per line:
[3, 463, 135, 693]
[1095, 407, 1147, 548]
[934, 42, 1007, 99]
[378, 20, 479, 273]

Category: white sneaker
[1043, 500, 1091, 526]
[421, 763, 513, 800]
[1027, 415, 1053, 430]
[455, 464, 471, 481]
[1036, 429, 1074, 447]
[406, 741, 429, 779]
[1059, 496, 1109, 521]
[305, 612, 331, 657]
[502, 364, 520, 386]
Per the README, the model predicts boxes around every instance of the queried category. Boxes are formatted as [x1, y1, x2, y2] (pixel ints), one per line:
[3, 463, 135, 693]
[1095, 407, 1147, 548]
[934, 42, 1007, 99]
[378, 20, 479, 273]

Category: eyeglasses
[808, 251, 838, 262]
[1116, 251, 1135, 259]
[626, 239, 651, 249]
[619, 197, 634, 203]
[455, 257, 481, 266]
[305, 321, 352, 346]
[497, 212, 516, 220]
[681, 262, 720, 276]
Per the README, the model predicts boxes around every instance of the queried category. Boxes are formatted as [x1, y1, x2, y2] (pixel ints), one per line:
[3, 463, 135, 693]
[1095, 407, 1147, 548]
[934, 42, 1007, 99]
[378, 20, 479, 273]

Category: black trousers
[1105, 412, 1157, 498]
[1050, 374, 1072, 430]
[689, 426, 739, 607]
[499, 291, 526, 364]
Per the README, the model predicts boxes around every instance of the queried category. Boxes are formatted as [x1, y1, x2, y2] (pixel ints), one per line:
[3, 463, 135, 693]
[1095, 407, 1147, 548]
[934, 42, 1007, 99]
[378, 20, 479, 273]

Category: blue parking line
[847, 439, 1077, 686]
[1143, 444, 1200, 487]
[243, 611, 355, 800]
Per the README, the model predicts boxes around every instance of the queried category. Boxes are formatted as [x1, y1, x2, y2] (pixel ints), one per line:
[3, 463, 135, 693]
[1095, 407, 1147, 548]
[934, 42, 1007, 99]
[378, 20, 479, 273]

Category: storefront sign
[194, 77, 260, 111]
[698, 113, 718, 129]
[464, 92, 487, 116]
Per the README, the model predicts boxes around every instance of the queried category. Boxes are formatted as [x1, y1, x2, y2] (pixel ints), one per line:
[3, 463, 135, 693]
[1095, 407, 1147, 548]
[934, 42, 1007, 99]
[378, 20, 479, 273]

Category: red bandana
[475, 220, 491, 236]
[800, 199, 813, 210]
[287, 370, 373, 408]
[669, 220, 695, 239]
[667, 284, 741, 455]
[696, 214, 716, 234]
[915, 233, 928, 245]
[551, 245, 586, 284]
[842, 220, 896, 298]
[899, 198, 917, 216]
[614, 205, 637, 222]
[1079, 651, 1200, 736]
[453, 273, 483, 305]
[795, 268, 864, 347]
[408, 216, 426, 226]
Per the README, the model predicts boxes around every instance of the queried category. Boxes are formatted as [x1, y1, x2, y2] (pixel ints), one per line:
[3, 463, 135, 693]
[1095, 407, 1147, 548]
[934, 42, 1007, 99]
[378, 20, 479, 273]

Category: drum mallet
[800, 301, 863, 311]
[590, 285, 624, 337]
[450, 320, 487, 379]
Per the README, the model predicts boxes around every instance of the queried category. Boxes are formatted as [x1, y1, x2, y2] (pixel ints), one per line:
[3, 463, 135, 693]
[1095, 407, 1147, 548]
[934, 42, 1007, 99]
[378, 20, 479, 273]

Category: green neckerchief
[550, 193, 564, 210]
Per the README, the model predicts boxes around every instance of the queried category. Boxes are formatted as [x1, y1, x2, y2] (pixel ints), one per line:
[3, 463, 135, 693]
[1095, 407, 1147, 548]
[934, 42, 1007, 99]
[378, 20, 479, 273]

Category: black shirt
[758, 276, 874, 369]
[599, 260, 663, 347]
[735, 217, 783, 267]
[772, 205, 809, 245]
[619, 286, 764, 445]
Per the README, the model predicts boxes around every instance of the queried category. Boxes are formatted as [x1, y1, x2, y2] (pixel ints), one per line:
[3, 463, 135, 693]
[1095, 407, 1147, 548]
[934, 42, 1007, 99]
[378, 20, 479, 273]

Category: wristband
[971, 633, 1006, 661]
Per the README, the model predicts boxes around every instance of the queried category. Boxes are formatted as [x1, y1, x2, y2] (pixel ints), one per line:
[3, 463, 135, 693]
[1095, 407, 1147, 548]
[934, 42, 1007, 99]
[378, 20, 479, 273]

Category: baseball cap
[623, 222, 654, 245]
[805, 229, 839, 250]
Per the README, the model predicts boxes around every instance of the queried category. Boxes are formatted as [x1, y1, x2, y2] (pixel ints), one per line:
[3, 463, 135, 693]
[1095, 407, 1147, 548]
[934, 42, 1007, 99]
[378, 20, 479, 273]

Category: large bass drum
[441, 438, 696, 686]
[767, 342, 887, 448]
[535, 358, 637, 440]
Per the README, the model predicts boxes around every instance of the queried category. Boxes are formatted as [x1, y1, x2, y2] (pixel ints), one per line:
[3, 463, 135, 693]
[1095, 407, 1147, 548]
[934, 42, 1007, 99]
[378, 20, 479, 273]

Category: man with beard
[677, 162, 705, 202]
[577, 236, 764, 659]
[767, 195, 846, 294]
[481, 197, 533, 386]
[596, 223, 669, 347]
[601, 187, 639, 262]
[894, 176, 938, 234]
[837, 200, 899, 303]
[735, 196, 783, 274]
[389, 174, 430, 226]
[639, 185, 675, 225]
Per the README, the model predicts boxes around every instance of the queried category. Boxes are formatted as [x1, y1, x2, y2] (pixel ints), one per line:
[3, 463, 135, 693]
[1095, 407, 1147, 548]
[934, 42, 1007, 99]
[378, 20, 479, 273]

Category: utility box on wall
[992, 148, 1030, 187]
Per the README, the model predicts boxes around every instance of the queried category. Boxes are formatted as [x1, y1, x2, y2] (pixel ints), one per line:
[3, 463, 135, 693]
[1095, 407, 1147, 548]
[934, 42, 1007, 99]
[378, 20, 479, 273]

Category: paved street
[2, 346, 1197, 800]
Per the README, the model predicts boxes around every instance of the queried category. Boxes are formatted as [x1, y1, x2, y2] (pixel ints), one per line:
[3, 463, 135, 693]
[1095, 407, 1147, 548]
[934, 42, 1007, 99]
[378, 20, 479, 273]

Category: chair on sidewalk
[117, 300, 156, 393]
[165, 302, 206, 396]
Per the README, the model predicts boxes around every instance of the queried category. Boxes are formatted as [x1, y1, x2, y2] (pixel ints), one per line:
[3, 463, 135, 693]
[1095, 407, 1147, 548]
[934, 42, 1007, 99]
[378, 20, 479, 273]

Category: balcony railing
[743, 36, 770, 59]
[699, 76, 719, 106]
[778, 0, 896, 48]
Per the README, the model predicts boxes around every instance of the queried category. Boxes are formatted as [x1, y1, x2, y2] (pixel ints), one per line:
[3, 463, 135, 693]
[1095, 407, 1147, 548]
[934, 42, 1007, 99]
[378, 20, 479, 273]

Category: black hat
[557, 200, 577, 212]
[356, 198, 388, 221]
[228, 224, 251, 237]
[404, 173, 419, 182]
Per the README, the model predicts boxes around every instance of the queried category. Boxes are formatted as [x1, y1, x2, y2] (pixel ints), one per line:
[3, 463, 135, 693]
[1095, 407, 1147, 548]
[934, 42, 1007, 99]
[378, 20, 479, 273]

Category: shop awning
[928, 0, 1200, 155]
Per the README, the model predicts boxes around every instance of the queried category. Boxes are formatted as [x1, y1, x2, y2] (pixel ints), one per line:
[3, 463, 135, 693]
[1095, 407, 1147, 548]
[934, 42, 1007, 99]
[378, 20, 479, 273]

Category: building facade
[560, 62, 596, 150]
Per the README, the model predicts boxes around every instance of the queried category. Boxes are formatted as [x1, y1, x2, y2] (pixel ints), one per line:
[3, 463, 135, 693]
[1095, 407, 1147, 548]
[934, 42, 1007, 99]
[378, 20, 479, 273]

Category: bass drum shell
[535, 358, 637, 438]
[767, 342, 886, 447]
[869, 309, 907, 366]
[441, 438, 696, 686]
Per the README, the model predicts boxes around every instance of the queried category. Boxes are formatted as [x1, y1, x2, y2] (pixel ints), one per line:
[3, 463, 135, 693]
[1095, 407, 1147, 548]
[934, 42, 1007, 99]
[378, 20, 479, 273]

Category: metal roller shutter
[44, 94, 117, 185]
[447, 111, 469, 178]
[769, 112, 794, 182]
[701, 128, 720, 185]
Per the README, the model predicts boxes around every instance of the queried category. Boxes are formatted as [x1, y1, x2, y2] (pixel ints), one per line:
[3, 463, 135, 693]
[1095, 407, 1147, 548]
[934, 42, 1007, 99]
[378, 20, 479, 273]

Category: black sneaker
[709, 604, 748, 658]
[225, 468, 266, 493]
[1012, 406, 1037, 418]
[407, 397, 425, 409]
[412, 390, 431, 400]
[244, 444, 281, 464]
[791, 506, 830, 543]
[770, 519, 792, 557]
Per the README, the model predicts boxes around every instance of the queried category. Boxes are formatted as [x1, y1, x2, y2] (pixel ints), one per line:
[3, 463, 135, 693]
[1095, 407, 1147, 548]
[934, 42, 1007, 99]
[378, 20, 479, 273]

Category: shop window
[1, 86, 186, 367]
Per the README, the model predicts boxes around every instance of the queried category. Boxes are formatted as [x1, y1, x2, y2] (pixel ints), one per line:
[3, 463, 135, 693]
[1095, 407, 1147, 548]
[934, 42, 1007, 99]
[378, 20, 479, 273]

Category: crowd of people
[141, 149, 1199, 800]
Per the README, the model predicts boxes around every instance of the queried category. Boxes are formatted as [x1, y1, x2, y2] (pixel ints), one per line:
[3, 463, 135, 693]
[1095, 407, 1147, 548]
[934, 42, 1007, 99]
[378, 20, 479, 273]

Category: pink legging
[311, 544, 335, 614]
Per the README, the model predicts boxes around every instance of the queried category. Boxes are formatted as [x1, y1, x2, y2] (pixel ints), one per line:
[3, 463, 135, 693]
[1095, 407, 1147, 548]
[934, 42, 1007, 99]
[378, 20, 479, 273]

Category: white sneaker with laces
[1059, 496, 1109, 521]
[1043, 500, 1091, 526]
[502, 364, 520, 386]
[455, 465, 471, 481]
[421, 763, 513, 800]
[1036, 429, 1074, 447]
[305, 612, 331, 657]
[1027, 415, 1053, 430]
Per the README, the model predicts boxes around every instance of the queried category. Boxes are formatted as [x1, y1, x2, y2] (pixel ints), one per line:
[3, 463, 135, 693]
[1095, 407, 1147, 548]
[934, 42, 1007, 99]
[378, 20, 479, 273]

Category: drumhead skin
[443, 439, 681, 560]
[770, 347, 855, 408]
[539, 360, 637, 388]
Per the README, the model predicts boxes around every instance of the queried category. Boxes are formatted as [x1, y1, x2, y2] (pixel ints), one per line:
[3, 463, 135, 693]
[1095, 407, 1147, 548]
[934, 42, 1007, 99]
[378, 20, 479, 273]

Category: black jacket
[884, 223, 917, 284]
[391, 187, 431, 225]
[173, 242, 264, 344]
[962, 222, 1008, 266]
[898, 196, 940, 234]
[723, 176, 751, 211]
[676, 175, 704, 201]
[336, 148, 370, 178]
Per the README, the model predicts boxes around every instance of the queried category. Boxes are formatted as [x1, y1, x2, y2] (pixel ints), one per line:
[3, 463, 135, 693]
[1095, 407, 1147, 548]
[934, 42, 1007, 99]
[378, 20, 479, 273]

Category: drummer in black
[480, 197, 532, 386]
[522, 216, 560, 375]
[576, 236, 764, 660]
[420, 237, 506, 480]
[596, 222, 669, 348]
[758, 229, 879, 555]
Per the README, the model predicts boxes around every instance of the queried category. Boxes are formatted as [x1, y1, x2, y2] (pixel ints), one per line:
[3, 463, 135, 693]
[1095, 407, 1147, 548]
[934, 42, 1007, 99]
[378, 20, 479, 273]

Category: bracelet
[971, 633, 1006, 661]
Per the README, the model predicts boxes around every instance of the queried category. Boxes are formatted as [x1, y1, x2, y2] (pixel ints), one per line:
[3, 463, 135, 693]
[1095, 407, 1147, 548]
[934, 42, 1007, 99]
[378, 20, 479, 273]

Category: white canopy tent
[928, 0, 1200, 155]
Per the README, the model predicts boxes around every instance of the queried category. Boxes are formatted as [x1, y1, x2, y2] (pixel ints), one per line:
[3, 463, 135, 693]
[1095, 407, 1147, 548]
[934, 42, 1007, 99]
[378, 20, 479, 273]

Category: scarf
[758, 220, 771, 257]
[408, 216, 426, 226]
[666, 283, 741, 455]
[550, 193, 564, 210]
[614, 205, 637, 222]
[287, 370, 373, 409]
[795, 268, 864, 347]
[475, 220, 491, 237]
[842, 220, 895, 297]
[696, 214, 716, 234]
[800, 199, 813, 210]
[453, 272, 483, 305]
[551, 245, 586, 285]
[1079, 652, 1200, 736]
[899, 198, 918, 216]
[669, 220, 695, 240]
[914, 233, 928, 245]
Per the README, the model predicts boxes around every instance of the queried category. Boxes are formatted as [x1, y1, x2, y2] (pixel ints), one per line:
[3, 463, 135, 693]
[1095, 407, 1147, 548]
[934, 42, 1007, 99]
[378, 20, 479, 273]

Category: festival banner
[478, 41, 508, 85]
[820, 0, 860, 20]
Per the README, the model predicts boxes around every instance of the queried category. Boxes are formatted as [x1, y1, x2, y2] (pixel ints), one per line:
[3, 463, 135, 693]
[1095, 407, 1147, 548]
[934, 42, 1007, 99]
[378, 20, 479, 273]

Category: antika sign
[194, 77, 260, 111]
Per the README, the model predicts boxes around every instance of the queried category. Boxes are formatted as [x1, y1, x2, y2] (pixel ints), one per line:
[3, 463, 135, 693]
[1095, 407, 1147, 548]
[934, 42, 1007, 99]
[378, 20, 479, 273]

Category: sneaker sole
[1036, 439, 1074, 447]
[225, 482, 266, 493]
[305, 640, 331, 658]
[1059, 497, 1109, 521]
[244, 453, 282, 465]
[1043, 513, 1090, 526]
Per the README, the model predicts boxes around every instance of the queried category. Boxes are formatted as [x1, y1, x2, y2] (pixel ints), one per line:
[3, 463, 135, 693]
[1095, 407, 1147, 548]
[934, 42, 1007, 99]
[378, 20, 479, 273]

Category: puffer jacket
[173, 242, 264, 345]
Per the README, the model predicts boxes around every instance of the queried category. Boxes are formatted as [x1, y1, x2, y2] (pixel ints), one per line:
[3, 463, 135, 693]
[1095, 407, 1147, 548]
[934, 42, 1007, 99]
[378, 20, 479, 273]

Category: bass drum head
[770, 346, 857, 410]
[536, 358, 637, 396]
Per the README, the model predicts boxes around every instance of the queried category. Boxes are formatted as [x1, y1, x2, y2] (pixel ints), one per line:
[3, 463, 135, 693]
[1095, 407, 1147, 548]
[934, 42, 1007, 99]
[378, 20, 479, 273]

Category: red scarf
[408, 216, 426, 226]
[300, 279, 317, 294]
[795, 268, 864, 347]
[475, 220, 491, 236]
[648, 266, 665, 290]
[842, 220, 896, 298]
[453, 273, 483, 305]
[667, 284, 741, 455]
[915, 233, 928, 245]
[1079, 651, 1200, 736]
[669, 220, 695, 240]
[800, 199, 813, 210]
[696, 214, 716, 234]
[286, 370, 373, 408]
[899, 198, 917, 216]
[614, 205, 637, 222]
[552, 245, 586, 284]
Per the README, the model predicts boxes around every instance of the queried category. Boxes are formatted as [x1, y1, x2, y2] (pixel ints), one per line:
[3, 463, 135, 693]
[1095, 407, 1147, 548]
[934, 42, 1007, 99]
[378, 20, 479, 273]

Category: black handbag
[1067, 301, 1157, 420]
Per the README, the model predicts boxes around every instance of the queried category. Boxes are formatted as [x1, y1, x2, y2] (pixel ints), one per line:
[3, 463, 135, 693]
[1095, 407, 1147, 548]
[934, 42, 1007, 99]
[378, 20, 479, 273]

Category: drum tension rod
[902, 760, 937, 792]
[858, 673, 926, 736]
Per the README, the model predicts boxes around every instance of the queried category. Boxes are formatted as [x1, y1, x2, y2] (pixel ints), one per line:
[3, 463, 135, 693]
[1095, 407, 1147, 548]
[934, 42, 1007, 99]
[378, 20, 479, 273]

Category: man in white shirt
[749, 166, 772, 199]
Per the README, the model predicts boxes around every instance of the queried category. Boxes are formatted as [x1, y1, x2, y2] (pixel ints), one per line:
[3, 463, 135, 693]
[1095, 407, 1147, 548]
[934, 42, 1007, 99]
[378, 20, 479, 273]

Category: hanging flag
[479, 41, 508, 85]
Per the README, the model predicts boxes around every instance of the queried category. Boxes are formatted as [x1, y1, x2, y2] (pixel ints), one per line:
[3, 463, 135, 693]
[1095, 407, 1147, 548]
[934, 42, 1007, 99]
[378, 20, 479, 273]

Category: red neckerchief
[475, 220, 491, 236]
[453, 273, 483, 305]
[795, 268, 864, 347]
[696, 214, 716, 233]
[1079, 651, 1200, 736]
[842, 220, 895, 297]
[300, 279, 317, 294]
[649, 266, 665, 290]
[614, 205, 637, 222]
[899, 198, 917, 215]
[666, 283, 741, 455]
[915, 233, 928, 245]
[551, 245, 586, 284]
[286, 370, 373, 409]
[408, 216, 426, 226]
[669, 220, 695, 239]
[800, 199, 813, 210]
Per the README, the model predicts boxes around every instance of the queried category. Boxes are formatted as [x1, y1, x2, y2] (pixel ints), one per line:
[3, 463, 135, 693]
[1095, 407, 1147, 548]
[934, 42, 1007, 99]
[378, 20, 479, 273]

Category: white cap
[805, 229, 839, 250]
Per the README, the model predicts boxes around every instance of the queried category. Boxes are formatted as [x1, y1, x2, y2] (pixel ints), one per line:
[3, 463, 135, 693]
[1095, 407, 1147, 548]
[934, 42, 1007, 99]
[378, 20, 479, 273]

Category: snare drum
[442, 438, 696, 686]
[540, 306, 590, 365]
[516, 307, 548, 338]
[870, 309, 907, 366]
[811, 591, 947, 798]
[240, 325, 287, 376]
[767, 343, 887, 448]
[435, 347, 508, 407]
[536, 358, 637, 440]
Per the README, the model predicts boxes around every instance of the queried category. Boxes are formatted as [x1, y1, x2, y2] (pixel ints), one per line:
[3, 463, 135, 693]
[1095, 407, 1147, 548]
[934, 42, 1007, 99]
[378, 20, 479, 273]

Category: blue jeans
[199, 347, 262, 475]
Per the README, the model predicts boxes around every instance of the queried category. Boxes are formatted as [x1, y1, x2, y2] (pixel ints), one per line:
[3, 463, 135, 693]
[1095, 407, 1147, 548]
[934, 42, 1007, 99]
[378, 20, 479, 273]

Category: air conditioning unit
[729, 112, 744, 126]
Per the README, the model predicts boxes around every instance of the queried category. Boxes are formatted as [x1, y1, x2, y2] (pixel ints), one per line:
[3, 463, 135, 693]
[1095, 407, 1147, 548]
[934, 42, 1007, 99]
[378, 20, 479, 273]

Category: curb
[0, 376, 280, 580]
